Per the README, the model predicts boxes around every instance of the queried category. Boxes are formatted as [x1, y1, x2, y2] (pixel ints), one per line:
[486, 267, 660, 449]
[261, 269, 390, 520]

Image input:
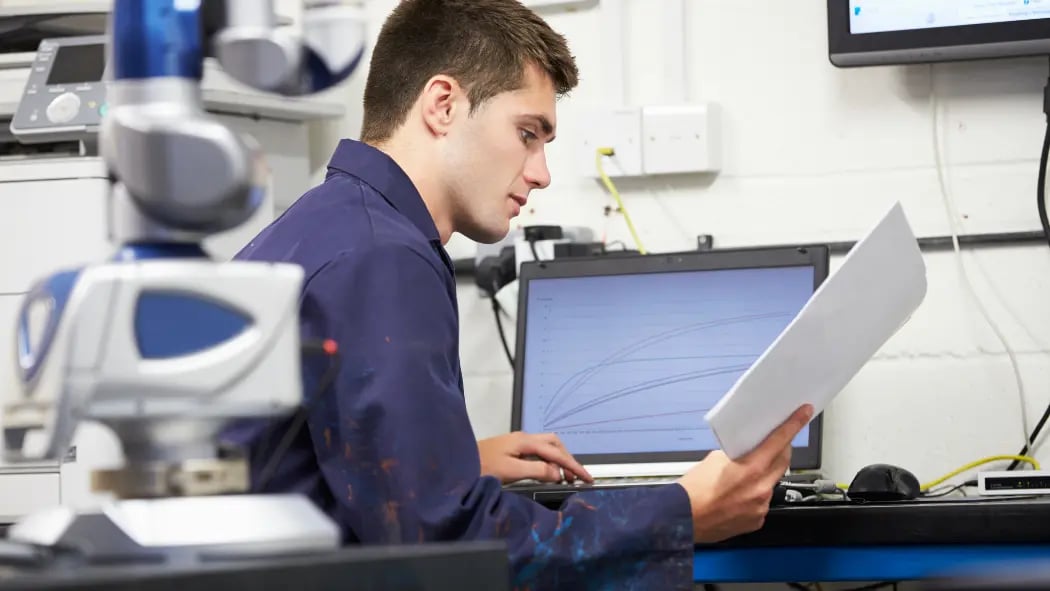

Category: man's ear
[420, 75, 465, 137]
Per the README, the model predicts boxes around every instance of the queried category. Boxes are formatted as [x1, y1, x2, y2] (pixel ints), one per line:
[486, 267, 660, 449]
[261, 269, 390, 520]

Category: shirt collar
[326, 139, 441, 243]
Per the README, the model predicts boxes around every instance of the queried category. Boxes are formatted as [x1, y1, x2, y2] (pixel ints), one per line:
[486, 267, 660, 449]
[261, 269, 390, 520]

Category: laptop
[504, 246, 829, 504]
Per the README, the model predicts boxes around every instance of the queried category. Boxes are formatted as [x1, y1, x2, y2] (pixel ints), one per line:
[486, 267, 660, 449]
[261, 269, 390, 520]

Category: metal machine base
[0, 495, 511, 591]
[7, 494, 338, 564]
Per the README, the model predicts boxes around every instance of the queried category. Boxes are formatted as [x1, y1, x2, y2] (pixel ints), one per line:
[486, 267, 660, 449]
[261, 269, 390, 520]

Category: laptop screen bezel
[510, 245, 829, 470]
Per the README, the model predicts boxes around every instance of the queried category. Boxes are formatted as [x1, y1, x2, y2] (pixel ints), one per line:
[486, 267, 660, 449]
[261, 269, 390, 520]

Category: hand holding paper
[679, 404, 813, 543]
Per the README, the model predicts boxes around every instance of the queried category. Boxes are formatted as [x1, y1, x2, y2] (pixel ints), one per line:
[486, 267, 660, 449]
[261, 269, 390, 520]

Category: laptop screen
[511, 247, 828, 470]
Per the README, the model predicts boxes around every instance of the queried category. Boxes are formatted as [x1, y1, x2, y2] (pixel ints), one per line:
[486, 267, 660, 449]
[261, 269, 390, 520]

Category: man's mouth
[510, 194, 528, 207]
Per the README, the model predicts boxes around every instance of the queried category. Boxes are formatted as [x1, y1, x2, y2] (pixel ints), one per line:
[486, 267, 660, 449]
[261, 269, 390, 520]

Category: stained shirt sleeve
[295, 240, 696, 590]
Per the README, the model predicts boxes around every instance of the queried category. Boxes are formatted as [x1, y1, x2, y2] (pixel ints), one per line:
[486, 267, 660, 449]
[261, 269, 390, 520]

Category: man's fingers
[552, 462, 574, 483]
[746, 404, 813, 467]
[520, 438, 593, 483]
[515, 459, 562, 482]
[541, 433, 567, 450]
[538, 434, 589, 482]
[761, 447, 793, 489]
[558, 462, 576, 483]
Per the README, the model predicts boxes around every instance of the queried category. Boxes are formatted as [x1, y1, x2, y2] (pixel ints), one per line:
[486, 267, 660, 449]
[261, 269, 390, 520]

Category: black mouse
[847, 463, 921, 501]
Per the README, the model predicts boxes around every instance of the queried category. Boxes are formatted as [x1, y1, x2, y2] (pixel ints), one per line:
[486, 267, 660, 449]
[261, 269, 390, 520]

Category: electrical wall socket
[641, 103, 721, 175]
[578, 106, 644, 178]
[580, 103, 722, 178]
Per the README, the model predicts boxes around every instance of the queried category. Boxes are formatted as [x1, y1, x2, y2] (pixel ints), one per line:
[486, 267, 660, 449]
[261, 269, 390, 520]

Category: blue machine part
[135, 292, 251, 359]
[114, 243, 209, 261]
[300, 44, 366, 94]
[111, 0, 203, 80]
[18, 270, 82, 385]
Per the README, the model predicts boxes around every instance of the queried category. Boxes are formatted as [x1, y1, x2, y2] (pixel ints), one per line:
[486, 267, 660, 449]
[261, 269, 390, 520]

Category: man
[231, 0, 812, 588]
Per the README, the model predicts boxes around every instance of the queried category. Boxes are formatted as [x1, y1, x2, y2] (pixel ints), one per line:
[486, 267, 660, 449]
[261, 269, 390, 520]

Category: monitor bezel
[827, 0, 1050, 67]
[510, 245, 829, 471]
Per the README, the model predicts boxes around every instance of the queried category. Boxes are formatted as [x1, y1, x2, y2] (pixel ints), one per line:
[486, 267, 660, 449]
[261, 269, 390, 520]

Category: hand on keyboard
[478, 432, 594, 485]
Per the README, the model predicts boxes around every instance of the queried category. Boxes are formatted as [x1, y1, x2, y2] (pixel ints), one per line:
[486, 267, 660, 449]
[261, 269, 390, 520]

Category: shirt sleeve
[297, 241, 696, 589]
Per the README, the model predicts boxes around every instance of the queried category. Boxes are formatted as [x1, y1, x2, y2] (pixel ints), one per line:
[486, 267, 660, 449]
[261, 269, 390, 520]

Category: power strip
[977, 470, 1050, 496]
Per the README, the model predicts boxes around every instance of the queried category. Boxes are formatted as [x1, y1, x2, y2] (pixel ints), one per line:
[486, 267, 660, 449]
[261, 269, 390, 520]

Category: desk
[694, 497, 1050, 583]
[0, 541, 510, 591]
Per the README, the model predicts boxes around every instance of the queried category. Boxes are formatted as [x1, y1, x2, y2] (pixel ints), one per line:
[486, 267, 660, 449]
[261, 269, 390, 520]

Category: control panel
[10, 36, 108, 143]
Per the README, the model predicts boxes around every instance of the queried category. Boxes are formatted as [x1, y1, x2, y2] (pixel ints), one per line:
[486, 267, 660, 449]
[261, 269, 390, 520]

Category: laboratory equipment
[1, 0, 366, 563]
[0, 5, 346, 524]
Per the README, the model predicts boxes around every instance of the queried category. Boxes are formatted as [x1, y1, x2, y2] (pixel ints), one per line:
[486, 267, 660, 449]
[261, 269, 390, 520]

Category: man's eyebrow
[522, 114, 554, 137]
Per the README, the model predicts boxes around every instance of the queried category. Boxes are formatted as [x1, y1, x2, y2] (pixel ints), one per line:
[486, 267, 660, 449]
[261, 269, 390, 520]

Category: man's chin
[462, 223, 511, 245]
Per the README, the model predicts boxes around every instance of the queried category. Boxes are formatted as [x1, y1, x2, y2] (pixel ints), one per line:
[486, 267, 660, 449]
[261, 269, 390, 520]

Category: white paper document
[704, 202, 928, 459]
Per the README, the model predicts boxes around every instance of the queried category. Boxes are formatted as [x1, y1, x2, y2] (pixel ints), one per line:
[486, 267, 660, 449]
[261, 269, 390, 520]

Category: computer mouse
[847, 463, 921, 501]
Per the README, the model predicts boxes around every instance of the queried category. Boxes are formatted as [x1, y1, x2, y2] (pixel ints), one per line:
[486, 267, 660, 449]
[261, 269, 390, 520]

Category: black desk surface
[0, 541, 511, 591]
[715, 495, 1050, 548]
[517, 486, 1050, 548]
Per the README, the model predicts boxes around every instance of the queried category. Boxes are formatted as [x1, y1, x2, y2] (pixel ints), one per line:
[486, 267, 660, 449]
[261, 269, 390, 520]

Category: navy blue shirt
[230, 139, 695, 589]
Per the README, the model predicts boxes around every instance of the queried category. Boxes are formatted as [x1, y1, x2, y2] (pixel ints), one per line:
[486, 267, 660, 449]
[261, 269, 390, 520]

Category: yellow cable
[920, 455, 1039, 491]
[834, 455, 1041, 493]
[596, 148, 647, 255]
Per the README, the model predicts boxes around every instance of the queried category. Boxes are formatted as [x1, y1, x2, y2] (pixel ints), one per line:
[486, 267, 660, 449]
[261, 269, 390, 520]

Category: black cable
[786, 584, 812, 591]
[528, 239, 541, 263]
[491, 285, 515, 368]
[487, 277, 512, 365]
[923, 479, 978, 498]
[922, 482, 969, 498]
[256, 340, 341, 491]
[1009, 57, 1050, 470]
[1038, 58, 1050, 250]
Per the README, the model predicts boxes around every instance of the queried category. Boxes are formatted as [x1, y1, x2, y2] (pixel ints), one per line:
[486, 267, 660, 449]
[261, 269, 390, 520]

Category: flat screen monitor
[828, 0, 1050, 67]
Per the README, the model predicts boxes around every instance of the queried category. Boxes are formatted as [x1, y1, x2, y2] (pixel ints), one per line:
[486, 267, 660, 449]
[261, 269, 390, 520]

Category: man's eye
[520, 129, 537, 144]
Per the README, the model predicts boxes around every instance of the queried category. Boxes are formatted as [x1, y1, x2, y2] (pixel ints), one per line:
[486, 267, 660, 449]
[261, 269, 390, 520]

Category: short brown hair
[360, 0, 579, 144]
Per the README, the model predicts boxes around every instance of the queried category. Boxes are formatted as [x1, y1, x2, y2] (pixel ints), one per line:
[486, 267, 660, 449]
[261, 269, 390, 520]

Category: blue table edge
[694, 545, 1050, 583]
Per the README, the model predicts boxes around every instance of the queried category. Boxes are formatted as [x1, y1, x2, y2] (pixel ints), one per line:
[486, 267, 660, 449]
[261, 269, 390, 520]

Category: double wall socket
[578, 103, 722, 178]
[642, 104, 721, 175]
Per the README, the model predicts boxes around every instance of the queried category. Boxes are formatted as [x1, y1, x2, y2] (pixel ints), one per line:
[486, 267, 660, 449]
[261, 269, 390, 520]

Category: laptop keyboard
[505, 477, 674, 508]
[507, 476, 676, 490]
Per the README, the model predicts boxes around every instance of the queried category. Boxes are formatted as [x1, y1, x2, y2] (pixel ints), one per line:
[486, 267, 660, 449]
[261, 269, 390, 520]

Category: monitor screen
[829, 0, 1050, 66]
[850, 0, 1050, 34]
[516, 262, 816, 461]
[46, 43, 106, 86]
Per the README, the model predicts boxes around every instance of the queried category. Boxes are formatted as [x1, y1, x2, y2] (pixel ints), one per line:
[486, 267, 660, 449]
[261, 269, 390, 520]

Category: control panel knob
[46, 92, 81, 124]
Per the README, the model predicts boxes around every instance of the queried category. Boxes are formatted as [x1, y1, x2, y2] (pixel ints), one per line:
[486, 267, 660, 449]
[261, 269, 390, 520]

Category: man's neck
[367, 138, 454, 244]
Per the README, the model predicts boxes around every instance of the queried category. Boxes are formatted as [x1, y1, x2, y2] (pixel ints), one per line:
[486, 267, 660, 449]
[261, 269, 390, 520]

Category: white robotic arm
[216, 0, 367, 95]
[103, 0, 366, 242]
[3, 0, 367, 561]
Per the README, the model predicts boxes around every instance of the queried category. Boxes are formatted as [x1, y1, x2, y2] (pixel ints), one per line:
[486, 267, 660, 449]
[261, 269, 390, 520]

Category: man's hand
[677, 405, 813, 544]
[478, 432, 594, 485]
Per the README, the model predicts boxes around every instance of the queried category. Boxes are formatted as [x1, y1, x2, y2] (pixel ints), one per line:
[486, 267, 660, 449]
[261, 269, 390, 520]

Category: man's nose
[524, 150, 551, 190]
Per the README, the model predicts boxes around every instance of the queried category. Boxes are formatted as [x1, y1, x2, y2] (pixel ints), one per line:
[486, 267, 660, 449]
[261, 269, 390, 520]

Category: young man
[232, 0, 812, 587]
